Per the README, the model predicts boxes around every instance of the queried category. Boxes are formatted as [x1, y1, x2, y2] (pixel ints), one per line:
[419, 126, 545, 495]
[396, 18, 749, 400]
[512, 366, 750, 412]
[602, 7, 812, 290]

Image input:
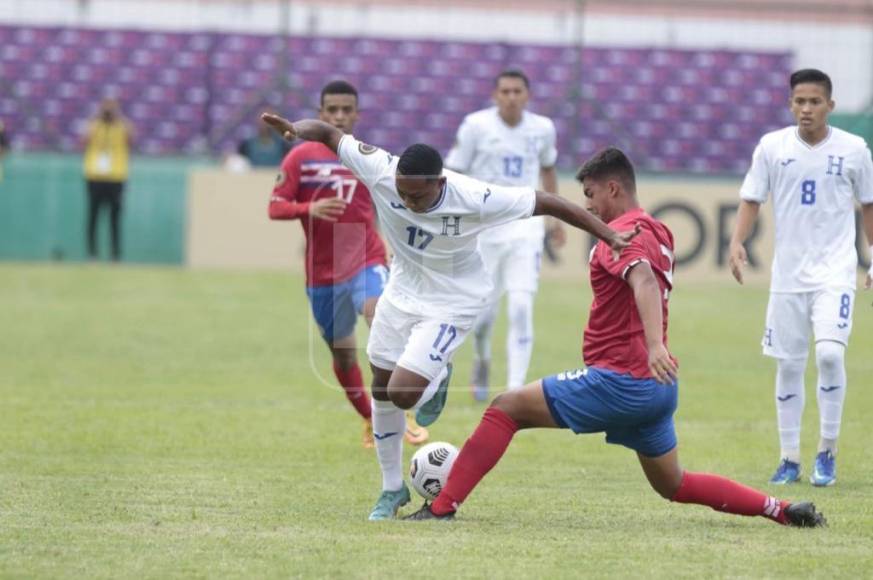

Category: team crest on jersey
[358, 142, 377, 155]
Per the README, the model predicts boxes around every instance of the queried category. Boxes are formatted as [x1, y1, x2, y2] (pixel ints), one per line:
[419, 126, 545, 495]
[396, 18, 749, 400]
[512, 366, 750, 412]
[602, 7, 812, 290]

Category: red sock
[671, 471, 789, 525]
[333, 362, 372, 420]
[431, 407, 519, 515]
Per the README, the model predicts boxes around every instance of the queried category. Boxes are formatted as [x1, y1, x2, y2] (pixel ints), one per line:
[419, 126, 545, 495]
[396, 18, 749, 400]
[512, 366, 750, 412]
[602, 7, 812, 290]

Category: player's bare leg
[361, 296, 427, 444]
[638, 448, 825, 527]
[328, 334, 373, 448]
[362, 296, 378, 328]
[405, 380, 558, 520]
[386, 365, 435, 443]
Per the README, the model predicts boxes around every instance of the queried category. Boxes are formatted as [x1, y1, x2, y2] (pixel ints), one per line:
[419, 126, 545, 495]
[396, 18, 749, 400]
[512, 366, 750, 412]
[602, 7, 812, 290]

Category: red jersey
[269, 141, 387, 287]
[583, 208, 676, 379]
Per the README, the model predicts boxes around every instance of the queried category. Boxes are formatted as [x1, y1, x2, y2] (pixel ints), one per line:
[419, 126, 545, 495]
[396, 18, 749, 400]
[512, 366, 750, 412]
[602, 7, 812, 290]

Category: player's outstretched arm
[261, 114, 344, 154]
[728, 200, 760, 285]
[627, 262, 677, 384]
[533, 191, 638, 252]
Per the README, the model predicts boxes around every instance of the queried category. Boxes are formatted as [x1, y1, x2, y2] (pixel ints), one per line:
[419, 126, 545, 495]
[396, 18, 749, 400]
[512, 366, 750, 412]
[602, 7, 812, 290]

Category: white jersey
[337, 134, 536, 316]
[445, 107, 557, 244]
[740, 126, 873, 292]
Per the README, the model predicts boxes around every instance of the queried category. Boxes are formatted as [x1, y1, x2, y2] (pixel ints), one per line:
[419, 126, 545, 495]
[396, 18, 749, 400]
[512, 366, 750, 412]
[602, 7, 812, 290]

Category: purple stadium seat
[0, 24, 792, 170]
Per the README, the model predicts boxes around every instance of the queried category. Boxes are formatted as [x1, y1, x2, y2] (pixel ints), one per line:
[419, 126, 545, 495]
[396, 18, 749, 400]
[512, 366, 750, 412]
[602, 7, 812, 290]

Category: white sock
[412, 366, 449, 411]
[775, 357, 806, 463]
[372, 399, 406, 492]
[506, 290, 534, 389]
[815, 340, 846, 450]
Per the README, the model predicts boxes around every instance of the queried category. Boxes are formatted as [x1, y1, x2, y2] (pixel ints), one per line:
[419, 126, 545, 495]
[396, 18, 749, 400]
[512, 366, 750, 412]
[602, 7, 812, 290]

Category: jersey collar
[794, 126, 832, 150]
[424, 181, 448, 213]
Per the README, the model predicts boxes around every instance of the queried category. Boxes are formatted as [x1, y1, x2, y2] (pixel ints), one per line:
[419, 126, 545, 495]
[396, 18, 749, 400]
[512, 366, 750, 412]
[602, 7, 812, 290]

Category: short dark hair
[320, 80, 359, 107]
[495, 69, 530, 89]
[790, 69, 832, 99]
[397, 143, 443, 178]
[575, 147, 636, 192]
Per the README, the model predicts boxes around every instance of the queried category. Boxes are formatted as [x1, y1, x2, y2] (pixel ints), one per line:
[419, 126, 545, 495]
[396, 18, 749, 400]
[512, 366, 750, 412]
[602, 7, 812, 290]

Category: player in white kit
[261, 112, 638, 519]
[446, 70, 565, 400]
[729, 69, 873, 487]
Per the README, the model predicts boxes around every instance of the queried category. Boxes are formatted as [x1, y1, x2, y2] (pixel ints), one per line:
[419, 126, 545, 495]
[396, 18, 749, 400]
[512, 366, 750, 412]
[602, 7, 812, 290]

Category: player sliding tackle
[404, 147, 826, 528]
[263, 112, 639, 520]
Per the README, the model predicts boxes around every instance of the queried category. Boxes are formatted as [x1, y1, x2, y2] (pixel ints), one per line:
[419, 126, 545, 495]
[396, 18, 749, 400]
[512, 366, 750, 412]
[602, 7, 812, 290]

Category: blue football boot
[769, 459, 801, 484]
[368, 484, 411, 521]
[810, 450, 836, 487]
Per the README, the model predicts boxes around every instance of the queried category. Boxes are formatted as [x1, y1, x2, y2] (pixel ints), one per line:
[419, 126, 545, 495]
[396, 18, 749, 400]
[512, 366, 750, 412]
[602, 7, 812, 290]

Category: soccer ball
[409, 441, 459, 500]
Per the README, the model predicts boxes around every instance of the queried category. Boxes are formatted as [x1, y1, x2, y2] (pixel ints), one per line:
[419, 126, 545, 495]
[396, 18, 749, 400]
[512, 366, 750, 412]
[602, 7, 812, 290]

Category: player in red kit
[405, 147, 826, 527]
[269, 80, 428, 448]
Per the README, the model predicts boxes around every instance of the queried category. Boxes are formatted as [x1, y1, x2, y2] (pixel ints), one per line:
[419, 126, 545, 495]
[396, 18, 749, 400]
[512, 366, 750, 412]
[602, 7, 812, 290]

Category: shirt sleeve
[597, 232, 652, 280]
[739, 141, 771, 203]
[539, 119, 558, 168]
[444, 117, 477, 173]
[853, 143, 873, 204]
[337, 134, 392, 191]
[479, 183, 536, 227]
[268, 149, 309, 220]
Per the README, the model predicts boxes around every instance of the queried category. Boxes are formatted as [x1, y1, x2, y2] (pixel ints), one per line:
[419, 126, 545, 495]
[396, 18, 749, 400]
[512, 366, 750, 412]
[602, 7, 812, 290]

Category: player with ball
[404, 147, 826, 528]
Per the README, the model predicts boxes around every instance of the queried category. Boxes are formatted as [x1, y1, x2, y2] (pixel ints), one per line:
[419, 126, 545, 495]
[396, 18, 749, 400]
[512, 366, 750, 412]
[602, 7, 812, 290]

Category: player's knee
[490, 391, 522, 421]
[331, 349, 357, 371]
[815, 341, 844, 373]
[371, 384, 389, 401]
[387, 386, 418, 410]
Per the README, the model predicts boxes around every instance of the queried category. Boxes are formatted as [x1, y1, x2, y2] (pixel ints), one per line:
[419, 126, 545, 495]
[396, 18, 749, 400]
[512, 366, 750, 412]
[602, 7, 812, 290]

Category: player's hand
[545, 219, 566, 249]
[608, 223, 641, 260]
[865, 271, 872, 291]
[648, 343, 678, 384]
[729, 242, 747, 285]
[309, 197, 348, 222]
[261, 113, 297, 141]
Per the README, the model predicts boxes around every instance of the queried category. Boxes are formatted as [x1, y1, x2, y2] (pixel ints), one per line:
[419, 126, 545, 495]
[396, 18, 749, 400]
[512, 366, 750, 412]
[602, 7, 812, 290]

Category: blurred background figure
[82, 98, 133, 262]
[237, 109, 291, 168]
[0, 120, 8, 183]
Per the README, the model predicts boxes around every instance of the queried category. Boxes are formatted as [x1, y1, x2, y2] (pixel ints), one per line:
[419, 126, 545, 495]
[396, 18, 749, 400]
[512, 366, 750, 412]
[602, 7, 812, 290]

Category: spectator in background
[83, 98, 133, 262]
[0, 120, 8, 183]
[238, 110, 291, 167]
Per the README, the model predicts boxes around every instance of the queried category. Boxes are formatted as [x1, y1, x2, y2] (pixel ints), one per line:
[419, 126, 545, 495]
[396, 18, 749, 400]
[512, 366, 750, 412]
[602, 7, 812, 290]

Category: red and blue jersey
[269, 141, 387, 287]
[583, 207, 677, 379]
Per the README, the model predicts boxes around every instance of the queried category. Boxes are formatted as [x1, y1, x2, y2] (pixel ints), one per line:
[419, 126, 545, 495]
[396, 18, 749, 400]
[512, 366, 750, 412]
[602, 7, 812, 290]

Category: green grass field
[2, 263, 872, 578]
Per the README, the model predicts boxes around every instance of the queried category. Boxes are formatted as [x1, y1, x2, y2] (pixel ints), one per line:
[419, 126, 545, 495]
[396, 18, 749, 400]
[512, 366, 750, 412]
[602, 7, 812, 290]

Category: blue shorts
[542, 366, 678, 458]
[306, 264, 388, 342]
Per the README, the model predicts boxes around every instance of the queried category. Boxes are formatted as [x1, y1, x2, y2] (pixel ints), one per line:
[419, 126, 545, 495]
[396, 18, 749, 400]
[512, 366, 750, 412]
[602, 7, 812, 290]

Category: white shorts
[480, 237, 543, 298]
[762, 288, 855, 359]
[366, 293, 476, 381]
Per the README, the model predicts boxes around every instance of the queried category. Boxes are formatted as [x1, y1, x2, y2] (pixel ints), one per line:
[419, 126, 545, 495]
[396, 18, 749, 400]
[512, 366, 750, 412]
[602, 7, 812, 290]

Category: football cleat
[362, 419, 374, 449]
[404, 413, 429, 446]
[784, 502, 827, 528]
[368, 484, 411, 521]
[402, 502, 455, 521]
[769, 459, 801, 484]
[470, 358, 490, 402]
[416, 363, 453, 427]
[810, 450, 836, 487]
